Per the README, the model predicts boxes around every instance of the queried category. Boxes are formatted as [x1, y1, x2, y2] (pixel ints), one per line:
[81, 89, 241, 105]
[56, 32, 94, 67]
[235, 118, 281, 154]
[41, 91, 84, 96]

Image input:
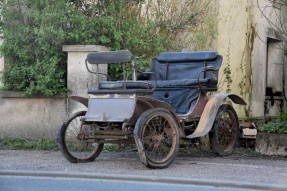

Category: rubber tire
[57, 111, 104, 163]
[209, 104, 239, 156]
[134, 108, 180, 169]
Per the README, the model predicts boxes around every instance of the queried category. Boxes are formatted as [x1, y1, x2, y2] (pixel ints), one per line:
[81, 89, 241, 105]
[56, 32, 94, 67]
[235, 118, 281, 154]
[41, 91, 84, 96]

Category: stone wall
[256, 133, 287, 156]
[0, 93, 66, 139]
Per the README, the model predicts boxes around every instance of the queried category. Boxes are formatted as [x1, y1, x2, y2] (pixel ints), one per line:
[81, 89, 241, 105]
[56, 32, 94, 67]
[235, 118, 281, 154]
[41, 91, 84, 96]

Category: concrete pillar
[62, 45, 110, 115]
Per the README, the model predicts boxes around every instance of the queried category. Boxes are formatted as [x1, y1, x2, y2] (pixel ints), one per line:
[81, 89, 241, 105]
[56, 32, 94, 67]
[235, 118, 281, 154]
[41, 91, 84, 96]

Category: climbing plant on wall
[0, 0, 214, 96]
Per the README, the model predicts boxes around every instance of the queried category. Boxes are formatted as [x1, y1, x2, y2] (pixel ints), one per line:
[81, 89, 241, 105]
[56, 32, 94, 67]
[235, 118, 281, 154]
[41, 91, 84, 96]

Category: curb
[1, 170, 287, 191]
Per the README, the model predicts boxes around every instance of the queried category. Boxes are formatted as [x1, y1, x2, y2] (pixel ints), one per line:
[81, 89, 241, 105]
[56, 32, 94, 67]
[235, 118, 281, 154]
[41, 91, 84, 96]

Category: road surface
[0, 149, 287, 190]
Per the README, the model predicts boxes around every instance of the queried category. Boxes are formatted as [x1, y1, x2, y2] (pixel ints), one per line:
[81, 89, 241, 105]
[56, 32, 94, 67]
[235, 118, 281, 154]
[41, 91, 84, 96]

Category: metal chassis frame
[70, 91, 246, 141]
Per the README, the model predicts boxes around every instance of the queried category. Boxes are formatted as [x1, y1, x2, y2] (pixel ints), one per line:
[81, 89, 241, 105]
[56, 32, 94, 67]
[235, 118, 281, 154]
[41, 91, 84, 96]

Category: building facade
[216, 0, 287, 120]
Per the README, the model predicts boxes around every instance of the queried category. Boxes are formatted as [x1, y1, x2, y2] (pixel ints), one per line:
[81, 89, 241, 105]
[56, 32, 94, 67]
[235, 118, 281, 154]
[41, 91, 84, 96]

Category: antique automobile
[57, 50, 246, 169]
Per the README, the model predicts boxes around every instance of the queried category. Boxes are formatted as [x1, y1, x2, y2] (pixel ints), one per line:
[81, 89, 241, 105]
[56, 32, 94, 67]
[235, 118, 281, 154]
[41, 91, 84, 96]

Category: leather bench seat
[98, 78, 210, 90]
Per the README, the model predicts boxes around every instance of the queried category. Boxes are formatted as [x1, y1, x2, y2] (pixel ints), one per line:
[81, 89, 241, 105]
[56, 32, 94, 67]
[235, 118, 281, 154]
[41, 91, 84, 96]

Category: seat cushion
[99, 78, 210, 90]
[99, 81, 153, 89]
[154, 79, 210, 88]
[157, 51, 218, 62]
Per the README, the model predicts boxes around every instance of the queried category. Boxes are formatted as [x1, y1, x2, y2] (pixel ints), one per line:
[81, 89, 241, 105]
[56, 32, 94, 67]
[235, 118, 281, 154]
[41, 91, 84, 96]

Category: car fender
[186, 93, 246, 139]
[133, 96, 178, 121]
[70, 96, 89, 107]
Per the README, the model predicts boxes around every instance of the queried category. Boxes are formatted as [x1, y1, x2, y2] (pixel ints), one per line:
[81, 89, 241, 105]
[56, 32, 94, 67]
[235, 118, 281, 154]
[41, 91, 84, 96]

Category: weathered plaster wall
[0, 94, 66, 139]
[252, 0, 285, 117]
[284, 4, 287, 113]
[217, 0, 253, 118]
[217, 0, 286, 119]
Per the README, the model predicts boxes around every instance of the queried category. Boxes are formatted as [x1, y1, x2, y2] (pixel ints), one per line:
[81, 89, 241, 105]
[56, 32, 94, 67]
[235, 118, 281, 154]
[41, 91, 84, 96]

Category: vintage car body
[57, 50, 246, 169]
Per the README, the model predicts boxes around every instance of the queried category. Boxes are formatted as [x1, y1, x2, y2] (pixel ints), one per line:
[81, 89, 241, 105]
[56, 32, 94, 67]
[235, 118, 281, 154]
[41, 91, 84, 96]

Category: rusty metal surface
[84, 94, 136, 122]
[85, 94, 172, 122]
[70, 96, 89, 107]
[225, 94, 247, 105]
[135, 96, 177, 117]
[83, 94, 177, 123]
[96, 139, 135, 144]
[186, 93, 246, 139]
[177, 92, 208, 122]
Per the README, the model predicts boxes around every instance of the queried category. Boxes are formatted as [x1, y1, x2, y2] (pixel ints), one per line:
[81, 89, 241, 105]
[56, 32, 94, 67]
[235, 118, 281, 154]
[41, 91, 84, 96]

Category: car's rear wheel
[210, 104, 239, 156]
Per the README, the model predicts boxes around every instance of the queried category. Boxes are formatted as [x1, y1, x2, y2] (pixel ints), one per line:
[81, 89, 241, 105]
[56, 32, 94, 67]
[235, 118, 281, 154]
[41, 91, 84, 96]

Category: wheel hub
[77, 133, 87, 140]
[152, 134, 165, 148]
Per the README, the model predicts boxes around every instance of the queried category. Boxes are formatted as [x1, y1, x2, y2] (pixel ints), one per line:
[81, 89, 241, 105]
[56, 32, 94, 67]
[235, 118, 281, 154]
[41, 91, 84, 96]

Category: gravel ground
[1, 148, 287, 186]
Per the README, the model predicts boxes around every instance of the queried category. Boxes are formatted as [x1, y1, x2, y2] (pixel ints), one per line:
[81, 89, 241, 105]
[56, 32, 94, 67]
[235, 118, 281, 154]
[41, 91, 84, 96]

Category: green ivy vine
[223, 46, 232, 93]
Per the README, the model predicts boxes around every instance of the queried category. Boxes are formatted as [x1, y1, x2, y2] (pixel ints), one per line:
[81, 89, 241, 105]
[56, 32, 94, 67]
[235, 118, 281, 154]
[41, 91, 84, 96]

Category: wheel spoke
[58, 111, 103, 162]
[135, 108, 179, 168]
[142, 116, 175, 163]
[211, 105, 239, 156]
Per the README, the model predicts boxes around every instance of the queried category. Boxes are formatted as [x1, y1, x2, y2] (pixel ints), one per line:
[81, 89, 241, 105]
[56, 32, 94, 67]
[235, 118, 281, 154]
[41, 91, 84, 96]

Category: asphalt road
[0, 173, 266, 191]
[0, 149, 287, 190]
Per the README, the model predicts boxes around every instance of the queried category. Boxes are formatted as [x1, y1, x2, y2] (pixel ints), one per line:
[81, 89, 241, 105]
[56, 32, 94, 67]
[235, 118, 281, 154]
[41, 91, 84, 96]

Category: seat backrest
[85, 50, 134, 86]
[149, 51, 222, 114]
[87, 50, 133, 64]
[150, 51, 223, 86]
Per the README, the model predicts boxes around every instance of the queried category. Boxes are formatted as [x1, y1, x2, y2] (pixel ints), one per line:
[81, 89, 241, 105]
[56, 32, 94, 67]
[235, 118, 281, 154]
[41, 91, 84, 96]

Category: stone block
[256, 133, 287, 156]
